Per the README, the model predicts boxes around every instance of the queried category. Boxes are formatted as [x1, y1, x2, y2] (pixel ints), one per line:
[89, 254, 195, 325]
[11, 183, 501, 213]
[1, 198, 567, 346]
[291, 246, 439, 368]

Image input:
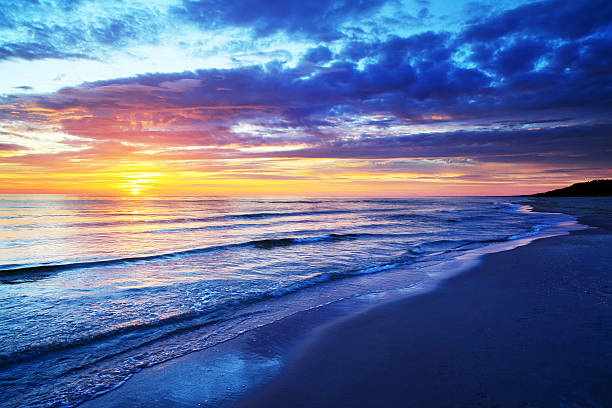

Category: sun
[121, 179, 151, 195]
[116, 171, 164, 196]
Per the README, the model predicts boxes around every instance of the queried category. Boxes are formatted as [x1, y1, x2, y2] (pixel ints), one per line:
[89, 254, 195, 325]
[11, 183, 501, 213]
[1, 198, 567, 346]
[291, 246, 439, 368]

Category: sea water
[0, 195, 577, 407]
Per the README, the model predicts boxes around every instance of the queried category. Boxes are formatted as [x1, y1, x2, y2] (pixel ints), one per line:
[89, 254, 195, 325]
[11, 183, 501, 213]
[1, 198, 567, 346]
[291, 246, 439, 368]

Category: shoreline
[80, 198, 611, 408]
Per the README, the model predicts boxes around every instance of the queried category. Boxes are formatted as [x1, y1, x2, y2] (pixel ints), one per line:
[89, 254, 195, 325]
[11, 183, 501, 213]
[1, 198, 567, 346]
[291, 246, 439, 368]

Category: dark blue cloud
[172, 0, 387, 41]
[462, 0, 612, 42]
[459, 0, 612, 107]
[338, 41, 374, 61]
[476, 37, 549, 76]
[302, 46, 333, 64]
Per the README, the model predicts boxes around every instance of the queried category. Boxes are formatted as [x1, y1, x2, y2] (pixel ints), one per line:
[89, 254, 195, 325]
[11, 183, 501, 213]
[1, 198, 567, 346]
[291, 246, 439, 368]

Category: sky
[0, 0, 611, 196]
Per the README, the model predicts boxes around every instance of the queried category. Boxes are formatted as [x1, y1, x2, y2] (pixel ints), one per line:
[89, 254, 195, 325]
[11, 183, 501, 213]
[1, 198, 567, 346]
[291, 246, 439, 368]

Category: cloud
[0, 142, 26, 151]
[172, 0, 387, 41]
[0, 42, 90, 61]
[471, 37, 549, 76]
[257, 124, 612, 165]
[462, 0, 612, 42]
[1, 0, 610, 179]
[302, 46, 333, 64]
[0, 1, 163, 61]
[457, 0, 612, 116]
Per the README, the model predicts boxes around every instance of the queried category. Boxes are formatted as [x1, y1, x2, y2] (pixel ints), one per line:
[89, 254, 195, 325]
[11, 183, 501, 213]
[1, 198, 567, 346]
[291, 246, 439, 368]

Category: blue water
[0, 195, 575, 407]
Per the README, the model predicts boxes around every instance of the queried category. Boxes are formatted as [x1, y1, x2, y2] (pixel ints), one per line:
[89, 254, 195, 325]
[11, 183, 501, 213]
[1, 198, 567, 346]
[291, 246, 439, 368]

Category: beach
[80, 197, 612, 408]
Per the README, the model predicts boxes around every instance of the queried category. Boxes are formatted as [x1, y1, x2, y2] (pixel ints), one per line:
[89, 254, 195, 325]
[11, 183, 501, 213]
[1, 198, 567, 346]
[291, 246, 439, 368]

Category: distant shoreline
[526, 179, 612, 197]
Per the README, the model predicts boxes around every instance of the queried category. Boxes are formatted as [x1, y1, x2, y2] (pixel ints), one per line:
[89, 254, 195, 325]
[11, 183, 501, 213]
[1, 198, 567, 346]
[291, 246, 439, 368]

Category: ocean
[0, 195, 578, 408]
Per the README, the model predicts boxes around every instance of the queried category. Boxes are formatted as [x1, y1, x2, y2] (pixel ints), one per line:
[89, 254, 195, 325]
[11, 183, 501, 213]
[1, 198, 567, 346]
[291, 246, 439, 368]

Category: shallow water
[0, 195, 576, 408]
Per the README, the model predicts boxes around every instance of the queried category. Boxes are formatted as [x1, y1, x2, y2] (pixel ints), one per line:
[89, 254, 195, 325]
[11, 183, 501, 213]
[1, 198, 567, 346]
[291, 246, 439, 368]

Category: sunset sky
[0, 0, 610, 196]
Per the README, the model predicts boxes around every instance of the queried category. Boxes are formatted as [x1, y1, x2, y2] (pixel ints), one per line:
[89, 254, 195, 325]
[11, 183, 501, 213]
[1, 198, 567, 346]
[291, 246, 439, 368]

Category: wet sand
[82, 198, 612, 408]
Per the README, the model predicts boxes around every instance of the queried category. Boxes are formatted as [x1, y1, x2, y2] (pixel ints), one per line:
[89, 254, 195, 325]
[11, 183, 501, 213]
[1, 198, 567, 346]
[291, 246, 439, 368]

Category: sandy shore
[82, 198, 612, 408]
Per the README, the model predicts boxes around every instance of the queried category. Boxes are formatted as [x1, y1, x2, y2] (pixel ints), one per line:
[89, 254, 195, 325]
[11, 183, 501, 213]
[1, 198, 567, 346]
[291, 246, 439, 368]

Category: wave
[0, 209, 365, 231]
[0, 213, 562, 368]
[0, 216, 555, 278]
[493, 201, 528, 213]
[346, 198, 430, 204]
[383, 213, 439, 221]
[0, 257, 411, 368]
[0, 233, 379, 276]
[508, 224, 545, 240]
[0, 304, 224, 368]
[67, 210, 354, 227]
